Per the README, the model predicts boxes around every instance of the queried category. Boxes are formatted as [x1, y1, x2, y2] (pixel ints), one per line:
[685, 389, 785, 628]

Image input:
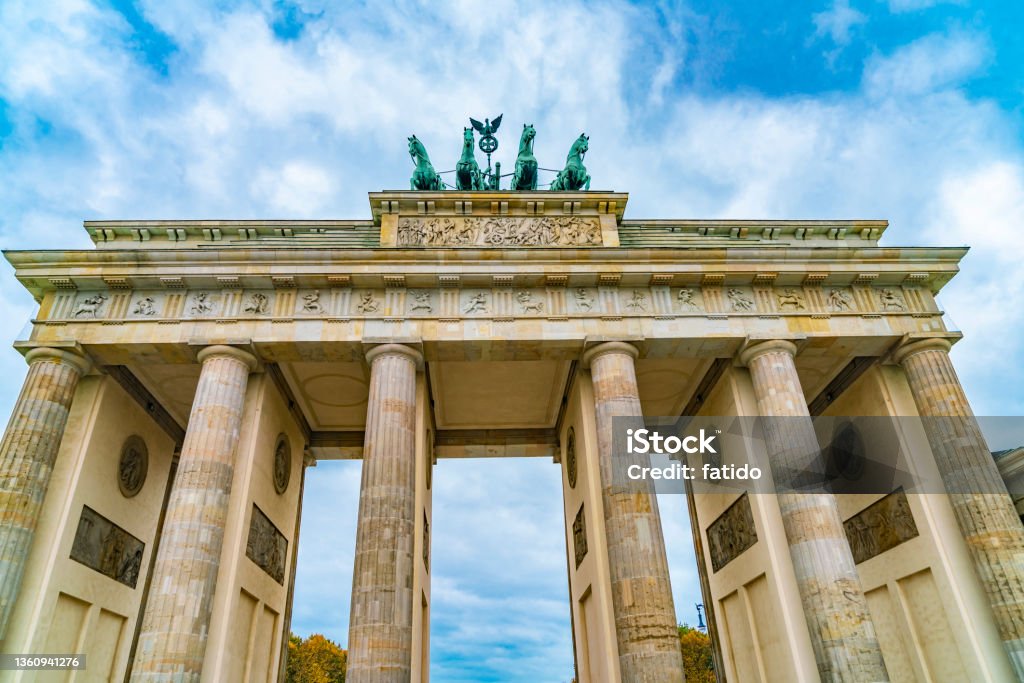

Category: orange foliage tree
[678, 624, 716, 683]
[286, 632, 347, 683]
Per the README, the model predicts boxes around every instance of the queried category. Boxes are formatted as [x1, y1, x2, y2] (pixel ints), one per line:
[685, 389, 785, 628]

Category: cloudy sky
[2, 0, 1024, 681]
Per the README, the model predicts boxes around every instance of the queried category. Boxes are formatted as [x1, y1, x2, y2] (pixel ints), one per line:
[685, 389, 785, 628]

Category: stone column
[131, 345, 257, 682]
[894, 337, 1024, 677]
[582, 341, 685, 682]
[347, 344, 421, 683]
[739, 340, 888, 683]
[0, 346, 89, 638]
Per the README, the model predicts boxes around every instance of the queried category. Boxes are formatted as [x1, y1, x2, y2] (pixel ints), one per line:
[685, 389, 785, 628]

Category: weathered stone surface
[895, 337, 1024, 677]
[584, 341, 686, 682]
[130, 345, 257, 682]
[0, 346, 88, 638]
[740, 339, 889, 683]
[347, 344, 421, 683]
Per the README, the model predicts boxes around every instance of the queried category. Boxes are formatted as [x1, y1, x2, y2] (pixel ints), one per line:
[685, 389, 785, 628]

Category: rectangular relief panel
[69, 505, 145, 588]
[397, 216, 603, 247]
[843, 488, 919, 564]
[246, 504, 288, 585]
[573, 503, 588, 569]
[707, 493, 757, 573]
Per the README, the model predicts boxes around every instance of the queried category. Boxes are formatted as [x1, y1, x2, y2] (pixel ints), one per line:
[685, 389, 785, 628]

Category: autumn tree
[286, 632, 347, 683]
[678, 624, 716, 683]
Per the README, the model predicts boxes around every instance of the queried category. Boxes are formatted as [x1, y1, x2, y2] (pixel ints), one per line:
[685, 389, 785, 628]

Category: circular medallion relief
[274, 434, 291, 495]
[566, 427, 578, 489]
[118, 435, 148, 498]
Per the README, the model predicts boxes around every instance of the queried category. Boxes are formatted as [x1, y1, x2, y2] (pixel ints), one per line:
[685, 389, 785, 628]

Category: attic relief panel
[396, 215, 603, 247]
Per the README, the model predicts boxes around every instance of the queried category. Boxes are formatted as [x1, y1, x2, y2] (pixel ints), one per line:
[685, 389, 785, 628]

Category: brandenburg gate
[1, 129, 1024, 682]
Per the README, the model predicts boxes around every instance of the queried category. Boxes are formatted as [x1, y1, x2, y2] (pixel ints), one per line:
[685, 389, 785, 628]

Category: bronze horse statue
[408, 135, 443, 191]
[550, 133, 591, 191]
[455, 127, 484, 190]
[511, 123, 538, 191]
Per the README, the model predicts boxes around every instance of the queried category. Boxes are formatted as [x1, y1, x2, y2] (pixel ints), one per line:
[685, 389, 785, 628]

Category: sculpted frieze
[246, 504, 287, 584]
[843, 488, 918, 564]
[707, 492, 757, 573]
[397, 215, 602, 247]
[45, 284, 926, 322]
[70, 505, 145, 588]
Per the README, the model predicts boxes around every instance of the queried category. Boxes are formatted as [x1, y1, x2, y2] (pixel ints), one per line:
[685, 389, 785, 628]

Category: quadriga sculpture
[408, 135, 443, 191]
[550, 133, 590, 191]
[510, 123, 538, 191]
[455, 127, 484, 190]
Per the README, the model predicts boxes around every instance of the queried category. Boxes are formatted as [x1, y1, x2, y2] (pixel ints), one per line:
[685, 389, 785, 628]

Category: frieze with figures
[396, 216, 602, 247]
[48, 283, 932, 323]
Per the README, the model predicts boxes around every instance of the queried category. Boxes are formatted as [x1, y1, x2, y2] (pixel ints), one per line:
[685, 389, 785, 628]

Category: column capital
[891, 336, 953, 365]
[737, 339, 798, 367]
[23, 346, 91, 376]
[582, 341, 639, 368]
[196, 344, 258, 371]
[364, 343, 423, 369]
[303, 450, 317, 468]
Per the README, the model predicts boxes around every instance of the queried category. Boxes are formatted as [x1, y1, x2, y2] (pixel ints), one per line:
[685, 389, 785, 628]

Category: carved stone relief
[676, 287, 702, 312]
[246, 504, 288, 584]
[463, 291, 489, 314]
[573, 503, 588, 568]
[516, 291, 543, 314]
[301, 290, 323, 314]
[426, 429, 433, 490]
[843, 488, 919, 564]
[355, 291, 379, 313]
[273, 434, 291, 495]
[132, 296, 157, 316]
[726, 288, 755, 312]
[397, 215, 602, 247]
[624, 290, 648, 312]
[243, 291, 270, 315]
[828, 288, 854, 311]
[70, 506, 145, 588]
[566, 427, 578, 489]
[423, 510, 430, 573]
[707, 493, 757, 573]
[118, 435, 148, 498]
[776, 288, 806, 310]
[189, 292, 216, 316]
[574, 288, 594, 311]
[410, 291, 433, 313]
[878, 288, 906, 311]
[73, 293, 107, 318]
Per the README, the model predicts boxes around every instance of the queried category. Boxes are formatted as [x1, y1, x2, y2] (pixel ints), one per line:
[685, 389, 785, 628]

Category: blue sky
[2, 1, 1024, 681]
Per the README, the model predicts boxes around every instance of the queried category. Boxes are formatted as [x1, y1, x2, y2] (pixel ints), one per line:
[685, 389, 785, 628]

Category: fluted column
[582, 342, 685, 682]
[0, 346, 89, 638]
[131, 345, 257, 682]
[739, 340, 888, 682]
[347, 344, 421, 683]
[894, 337, 1024, 677]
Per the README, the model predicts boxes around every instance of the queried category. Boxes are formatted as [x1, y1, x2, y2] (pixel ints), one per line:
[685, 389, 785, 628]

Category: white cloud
[813, 0, 868, 46]
[886, 0, 966, 12]
[864, 31, 989, 97]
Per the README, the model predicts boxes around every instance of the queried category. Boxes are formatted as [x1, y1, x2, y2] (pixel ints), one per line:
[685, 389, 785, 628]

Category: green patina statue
[408, 135, 443, 191]
[455, 127, 484, 190]
[550, 133, 591, 191]
[510, 123, 538, 191]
